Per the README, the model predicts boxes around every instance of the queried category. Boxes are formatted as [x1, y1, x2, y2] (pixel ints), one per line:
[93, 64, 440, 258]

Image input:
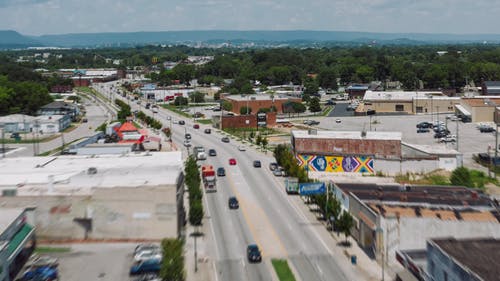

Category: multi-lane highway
[105, 80, 361, 281]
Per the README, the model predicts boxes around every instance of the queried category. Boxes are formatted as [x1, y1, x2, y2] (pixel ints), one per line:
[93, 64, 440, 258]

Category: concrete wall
[472, 106, 495, 122]
[374, 158, 439, 175]
[379, 216, 500, 264]
[0, 186, 180, 240]
[294, 138, 401, 158]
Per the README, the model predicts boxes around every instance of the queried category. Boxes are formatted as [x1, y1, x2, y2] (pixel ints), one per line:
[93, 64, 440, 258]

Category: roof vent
[308, 129, 317, 135]
[251, 97, 256, 100]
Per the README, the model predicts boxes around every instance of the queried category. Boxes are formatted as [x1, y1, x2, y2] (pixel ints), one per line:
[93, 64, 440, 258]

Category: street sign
[299, 182, 326, 195]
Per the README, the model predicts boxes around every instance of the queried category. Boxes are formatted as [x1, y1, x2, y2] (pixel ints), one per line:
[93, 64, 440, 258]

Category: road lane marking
[226, 170, 288, 258]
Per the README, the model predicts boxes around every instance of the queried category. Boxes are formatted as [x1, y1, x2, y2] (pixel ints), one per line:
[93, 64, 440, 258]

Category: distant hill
[3, 30, 500, 49]
[0, 30, 41, 49]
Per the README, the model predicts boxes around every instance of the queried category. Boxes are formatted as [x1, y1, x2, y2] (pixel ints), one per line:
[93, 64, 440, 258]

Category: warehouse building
[455, 97, 500, 123]
[0, 207, 36, 281]
[223, 94, 302, 114]
[331, 182, 499, 267]
[0, 152, 185, 241]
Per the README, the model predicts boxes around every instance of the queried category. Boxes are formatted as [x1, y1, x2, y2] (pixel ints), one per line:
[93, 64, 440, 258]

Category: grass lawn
[34, 246, 71, 253]
[196, 119, 212, 125]
[162, 104, 192, 118]
[272, 259, 296, 281]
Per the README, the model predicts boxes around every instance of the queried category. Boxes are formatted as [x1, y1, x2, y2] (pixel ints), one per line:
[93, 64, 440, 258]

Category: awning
[7, 224, 34, 262]
[455, 104, 471, 116]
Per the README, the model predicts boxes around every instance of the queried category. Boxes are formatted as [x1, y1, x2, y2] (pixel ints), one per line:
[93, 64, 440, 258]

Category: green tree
[450, 167, 473, 187]
[174, 96, 189, 106]
[337, 212, 354, 243]
[308, 97, 322, 113]
[172, 64, 195, 84]
[221, 100, 233, 112]
[189, 200, 204, 227]
[213, 92, 221, 101]
[318, 67, 338, 90]
[261, 137, 268, 150]
[160, 238, 185, 281]
[240, 106, 252, 115]
[189, 91, 205, 103]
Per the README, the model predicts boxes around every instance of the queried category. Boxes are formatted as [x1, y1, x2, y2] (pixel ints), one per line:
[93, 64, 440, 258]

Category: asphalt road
[105, 80, 361, 281]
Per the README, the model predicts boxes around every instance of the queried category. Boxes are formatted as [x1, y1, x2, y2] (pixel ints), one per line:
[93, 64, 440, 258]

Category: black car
[417, 128, 430, 133]
[479, 126, 495, 133]
[269, 162, 278, 171]
[209, 149, 217, 156]
[228, 197, 239, 209]
[416, 122, 432, 129]
[217, 167, 226, 177]
[434, 132, 448, 139]
[204, 128, 211, 134]
[178, 120, 185, 125]
[221, 137, 230, 143]
[185, 133, 191, 140]
[253, 160, 261, 168]
[247, 244, 262, 263]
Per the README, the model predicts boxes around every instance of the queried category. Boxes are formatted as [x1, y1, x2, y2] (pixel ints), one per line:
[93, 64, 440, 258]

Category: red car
[229, 158, 237, 165]
[193, 124, 200, 129]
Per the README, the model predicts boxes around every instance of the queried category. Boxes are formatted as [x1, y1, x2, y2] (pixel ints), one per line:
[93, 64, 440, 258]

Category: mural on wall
[296, 154, 374, 174]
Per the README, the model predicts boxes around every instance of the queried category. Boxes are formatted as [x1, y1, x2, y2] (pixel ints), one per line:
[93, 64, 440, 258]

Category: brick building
[213, 112, 277, 129]
[223, 94, 302, 114]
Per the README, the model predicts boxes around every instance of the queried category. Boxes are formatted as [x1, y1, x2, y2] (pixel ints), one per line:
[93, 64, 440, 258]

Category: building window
[395, 105, 404, 111]
[416, 106, 423, 113]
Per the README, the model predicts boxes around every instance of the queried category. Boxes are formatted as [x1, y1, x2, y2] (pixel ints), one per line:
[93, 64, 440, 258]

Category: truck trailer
[201, 165, 217, 192]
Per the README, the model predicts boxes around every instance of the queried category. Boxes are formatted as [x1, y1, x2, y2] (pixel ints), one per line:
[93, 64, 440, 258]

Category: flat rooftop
[431, 238, 500, 281]
[363, 90, 444, 101]
[0, 208, 24, 234]
[225, 94, 298, 101]
[0, 152, 183, 196]
[292, 130, 402, 141]
[335, 183, 493, 207]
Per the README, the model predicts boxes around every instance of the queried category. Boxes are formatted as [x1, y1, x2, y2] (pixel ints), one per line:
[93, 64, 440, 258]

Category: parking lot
[48, 243, 145, 281]
[318, 113, 496, 168]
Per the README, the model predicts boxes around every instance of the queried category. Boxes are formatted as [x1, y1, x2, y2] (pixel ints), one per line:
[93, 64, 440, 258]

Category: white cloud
[0, 0, 499, 35]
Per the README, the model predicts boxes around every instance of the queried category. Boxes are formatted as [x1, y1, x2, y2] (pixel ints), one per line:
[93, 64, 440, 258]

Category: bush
[160, 239, 185, 281]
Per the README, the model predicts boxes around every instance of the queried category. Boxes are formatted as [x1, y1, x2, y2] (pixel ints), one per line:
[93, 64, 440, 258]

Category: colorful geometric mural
[296, 154, 374, 174]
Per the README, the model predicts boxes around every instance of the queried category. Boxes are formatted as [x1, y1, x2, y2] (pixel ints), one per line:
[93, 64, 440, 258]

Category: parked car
[238, 145, 246, 151]
[228, 197, 239, 209]
[479, 125, 495, 133]
[134, 244, 160, 256]
[229, 158, 237, 165]
[217, 167, 226, 177]
[416, 122, 432, 129]
[208, 149, 217, 156]
[247, 244, 262, 263]
[434, 132, 448, 139]
[269, 162, 278, 171]
[221, 136, 230, 143]
[417, 128, 430, 133]
[440, 135, 457, 143]
[82, 118, 88, 123]
[134, 250, 162, 263]
[253, 160, 261, 168]
[130, 259, 161, 276]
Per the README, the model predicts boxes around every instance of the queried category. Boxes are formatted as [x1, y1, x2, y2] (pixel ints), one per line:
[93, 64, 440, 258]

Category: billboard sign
[299, 182, 326, 195]
[285, 177, 299, 194]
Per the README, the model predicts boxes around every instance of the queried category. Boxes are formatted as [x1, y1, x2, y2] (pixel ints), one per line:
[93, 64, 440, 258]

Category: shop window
[395, 105, 404, 111]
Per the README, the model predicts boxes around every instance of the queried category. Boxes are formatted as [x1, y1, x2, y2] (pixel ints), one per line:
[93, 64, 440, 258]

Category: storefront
[0, 208, 36, 281]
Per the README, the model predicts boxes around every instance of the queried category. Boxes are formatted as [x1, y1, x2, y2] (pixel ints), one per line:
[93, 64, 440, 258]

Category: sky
[0, 0, 499, 35]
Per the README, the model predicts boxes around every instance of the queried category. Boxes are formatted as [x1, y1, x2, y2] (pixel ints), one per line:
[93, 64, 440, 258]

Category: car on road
[304, 120, 320, 126]
[217, 167, 226, 177]
[193, 124, 200, 129]
[229, 158, 237, 165]
[204, 128, 211, 134]
[208, 149, 217, 156]
[247, 244, 262, 263]
[130, 259, 161, 276]
[273, 168, 283, 177]
[238, 145, 246, 151]
[82, 118, 88, 123]
[221, 136, 230, 143]
[10, 132, 20, 139]
[326, 100, 336, 106]
[417, 128, 430, 133]
[228, 197, 239, 209]
[185, 133, 191, 140]
[253, 160, 261, 168]
[335, 119, 341, 123]
[269, 162, 278, 171]
[178, 120, 185, 125]
[434, 131, 448, 139]
[183, 140, 191, 147]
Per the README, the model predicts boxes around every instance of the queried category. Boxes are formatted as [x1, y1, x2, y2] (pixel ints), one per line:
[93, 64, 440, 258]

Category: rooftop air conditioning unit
[87, 167, 97, 175]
